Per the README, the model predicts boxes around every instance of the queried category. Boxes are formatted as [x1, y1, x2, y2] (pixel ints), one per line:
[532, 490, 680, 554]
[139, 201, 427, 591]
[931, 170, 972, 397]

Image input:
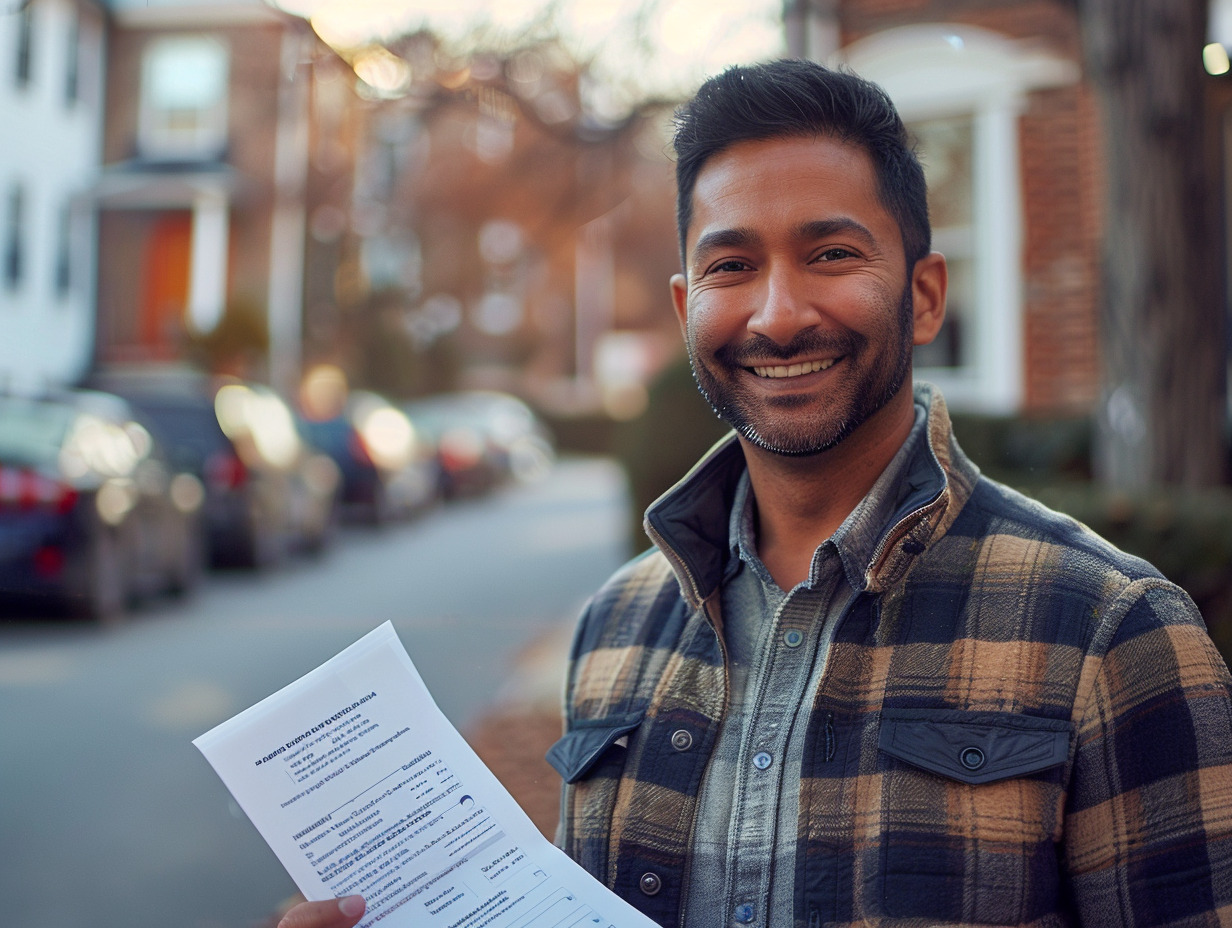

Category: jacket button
[639, 872, 662, 896]
[960, 746, 986, 771]
[670, 729, 693, 751]
[903, 538, 925, 555]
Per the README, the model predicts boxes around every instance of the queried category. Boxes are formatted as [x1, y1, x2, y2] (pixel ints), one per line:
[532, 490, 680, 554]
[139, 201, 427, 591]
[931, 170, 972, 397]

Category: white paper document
[194, 622, 658, 928]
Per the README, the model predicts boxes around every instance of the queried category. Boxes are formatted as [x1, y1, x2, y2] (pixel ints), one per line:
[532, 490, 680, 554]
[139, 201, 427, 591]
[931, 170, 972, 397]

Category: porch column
[188, 187, 228, 334]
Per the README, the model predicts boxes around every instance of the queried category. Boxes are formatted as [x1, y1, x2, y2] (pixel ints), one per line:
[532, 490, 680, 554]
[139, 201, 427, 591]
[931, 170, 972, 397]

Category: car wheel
[247, 512, 287, 570]
[302, 501, 337, 556]
[168, 520, 205, 595]
[78, 528, 127, 625]
[367, 482, 393, 527]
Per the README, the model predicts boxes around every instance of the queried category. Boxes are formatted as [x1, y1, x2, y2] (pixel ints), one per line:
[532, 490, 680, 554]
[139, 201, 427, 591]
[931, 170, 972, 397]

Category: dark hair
[673, 58, 930, 271]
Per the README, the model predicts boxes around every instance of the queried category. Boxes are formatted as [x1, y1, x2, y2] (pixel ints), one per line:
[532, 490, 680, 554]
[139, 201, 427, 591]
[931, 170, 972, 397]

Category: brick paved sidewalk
[463, 619, 571, 840]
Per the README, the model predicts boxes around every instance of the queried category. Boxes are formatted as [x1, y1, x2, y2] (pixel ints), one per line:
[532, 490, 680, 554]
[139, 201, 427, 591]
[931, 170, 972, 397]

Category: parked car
[403, 391, 555, 499]
[299, 390, 438, 525]
[89, 370, 340, 568]
[0, 389, 205, 623]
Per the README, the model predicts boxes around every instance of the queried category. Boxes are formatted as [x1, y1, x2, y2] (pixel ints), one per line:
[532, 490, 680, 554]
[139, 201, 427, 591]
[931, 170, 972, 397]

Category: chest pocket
[547, 711, 645, 784]
[876, 708, 1072, 923]
[878, 708, 1070, 784]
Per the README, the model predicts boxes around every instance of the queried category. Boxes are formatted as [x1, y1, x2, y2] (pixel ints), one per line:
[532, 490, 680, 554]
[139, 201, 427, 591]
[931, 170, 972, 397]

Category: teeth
[752, 358, 836, 379]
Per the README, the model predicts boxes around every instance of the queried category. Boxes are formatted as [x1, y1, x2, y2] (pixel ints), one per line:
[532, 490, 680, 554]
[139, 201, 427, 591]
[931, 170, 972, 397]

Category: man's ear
[910, 252, 947, 346]
[669, 273, 689, 338]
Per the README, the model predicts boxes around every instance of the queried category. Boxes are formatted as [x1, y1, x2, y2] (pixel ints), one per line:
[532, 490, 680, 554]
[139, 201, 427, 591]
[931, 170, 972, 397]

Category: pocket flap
[878, 708, 1071, 785]
[546, 711, 645, 784]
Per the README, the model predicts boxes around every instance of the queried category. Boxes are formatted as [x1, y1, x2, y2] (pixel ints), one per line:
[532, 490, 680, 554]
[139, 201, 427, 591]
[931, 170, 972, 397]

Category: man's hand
[276, 895, 365, 928]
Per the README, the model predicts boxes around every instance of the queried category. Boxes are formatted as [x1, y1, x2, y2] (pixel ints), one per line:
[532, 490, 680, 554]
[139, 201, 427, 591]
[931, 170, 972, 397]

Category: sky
[266, 0, 787, 102]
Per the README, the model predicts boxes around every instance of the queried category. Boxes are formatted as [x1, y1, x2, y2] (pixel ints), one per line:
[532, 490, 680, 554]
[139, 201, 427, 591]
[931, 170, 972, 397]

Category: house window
[911, 115, 975, 371]
[65, 10, 79, 106]
[841, 24, 1077, 413]
[14, 6, 33, 88]
[55, 202, 72, 298]
[5, 184, 26, 291]
[138, 36, 230, 160]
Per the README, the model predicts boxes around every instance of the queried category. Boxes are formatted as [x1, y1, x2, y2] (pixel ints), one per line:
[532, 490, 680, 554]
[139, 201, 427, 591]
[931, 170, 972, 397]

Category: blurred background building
[91, 0, 357, 398]
[0, 0, 106, 394]
[1, 0, 1230, 479]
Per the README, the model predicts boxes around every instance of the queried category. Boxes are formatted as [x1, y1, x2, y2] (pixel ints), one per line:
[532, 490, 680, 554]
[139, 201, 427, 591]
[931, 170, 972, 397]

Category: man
[281, 59, 1232, 928]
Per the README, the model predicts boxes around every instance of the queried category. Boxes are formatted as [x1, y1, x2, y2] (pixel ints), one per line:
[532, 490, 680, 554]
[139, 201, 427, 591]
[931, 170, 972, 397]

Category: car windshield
[0, 399, 74, 467]
[123, 397, 230, 468]
[299, 416, 353, 456]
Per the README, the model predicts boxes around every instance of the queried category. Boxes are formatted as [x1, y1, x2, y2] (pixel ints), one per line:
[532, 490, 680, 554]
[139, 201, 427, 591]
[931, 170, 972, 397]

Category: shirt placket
[723, 584, 831, 926]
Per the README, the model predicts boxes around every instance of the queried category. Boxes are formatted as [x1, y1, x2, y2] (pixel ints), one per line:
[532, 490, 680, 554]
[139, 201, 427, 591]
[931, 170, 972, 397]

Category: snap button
[670, 729, 693, 752]
[752, 751, 773, 770]
[782, 628, 804, 648]
[639, 872, 662, 896]
[733, 902, 755, 923]
[960, 746, 986, 771]
[902, 538, 926, 555]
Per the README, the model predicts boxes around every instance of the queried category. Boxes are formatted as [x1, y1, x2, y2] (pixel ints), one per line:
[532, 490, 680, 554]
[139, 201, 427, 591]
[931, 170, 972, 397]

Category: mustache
[715, 329, 864, 367]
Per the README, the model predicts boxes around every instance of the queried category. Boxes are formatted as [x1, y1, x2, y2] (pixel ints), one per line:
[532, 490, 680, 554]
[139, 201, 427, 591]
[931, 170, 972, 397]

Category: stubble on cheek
[682, 283, 915, 457]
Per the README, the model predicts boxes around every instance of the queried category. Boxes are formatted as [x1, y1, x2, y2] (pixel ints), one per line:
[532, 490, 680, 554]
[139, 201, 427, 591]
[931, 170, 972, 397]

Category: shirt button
[638, 872, 662, 896]
[734, 902, 755, 923]
[670, 729, 693, 752]
[752, 751, 773, 770]
[960, 746, 986, 771]
[782, 628, 804, 648]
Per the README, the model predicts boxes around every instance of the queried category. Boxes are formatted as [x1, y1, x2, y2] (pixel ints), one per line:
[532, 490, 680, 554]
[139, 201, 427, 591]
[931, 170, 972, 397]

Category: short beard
[688, 284, 915, 457]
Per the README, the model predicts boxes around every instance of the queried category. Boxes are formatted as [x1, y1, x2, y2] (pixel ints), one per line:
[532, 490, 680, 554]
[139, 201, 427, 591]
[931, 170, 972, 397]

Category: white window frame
[839, 25, 1077, 413]
[137, 35, 230, 161]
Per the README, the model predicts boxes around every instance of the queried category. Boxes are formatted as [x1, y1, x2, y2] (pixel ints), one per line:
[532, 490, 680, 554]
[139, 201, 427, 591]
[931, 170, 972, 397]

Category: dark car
[299, 390, 438, 525]
[403, 391, 555, 499]
[90, 370, 339, 568]
[0, 390, 205, 622]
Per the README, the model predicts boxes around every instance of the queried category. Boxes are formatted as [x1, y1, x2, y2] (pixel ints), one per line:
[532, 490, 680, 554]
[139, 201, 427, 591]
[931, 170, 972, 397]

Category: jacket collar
[642, 382, 980, 610]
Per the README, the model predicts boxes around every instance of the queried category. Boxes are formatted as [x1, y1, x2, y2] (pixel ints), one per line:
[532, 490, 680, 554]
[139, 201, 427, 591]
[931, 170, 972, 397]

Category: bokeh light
[270, 0, 785, 106]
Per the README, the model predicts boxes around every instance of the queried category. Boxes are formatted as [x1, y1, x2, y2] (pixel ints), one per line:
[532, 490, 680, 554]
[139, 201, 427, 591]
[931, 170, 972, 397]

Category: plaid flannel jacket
[548, 384, 1232, 927]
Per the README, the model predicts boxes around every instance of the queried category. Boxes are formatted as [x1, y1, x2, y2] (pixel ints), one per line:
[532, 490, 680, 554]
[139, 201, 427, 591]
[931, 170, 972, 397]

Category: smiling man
[281, 60, 1232, 928]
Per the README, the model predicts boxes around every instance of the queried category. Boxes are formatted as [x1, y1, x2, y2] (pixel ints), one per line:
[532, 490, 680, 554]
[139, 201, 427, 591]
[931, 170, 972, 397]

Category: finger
[277, 895, 366, 928]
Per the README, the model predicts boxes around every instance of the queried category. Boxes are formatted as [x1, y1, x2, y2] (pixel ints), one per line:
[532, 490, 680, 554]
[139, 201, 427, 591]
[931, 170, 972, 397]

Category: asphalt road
[0, 456, 632, 928]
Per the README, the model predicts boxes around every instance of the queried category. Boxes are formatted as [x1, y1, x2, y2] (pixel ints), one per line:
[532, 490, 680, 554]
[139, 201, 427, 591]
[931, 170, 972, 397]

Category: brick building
[90, 0, 359, 394]
[819, 1, 1101, 416]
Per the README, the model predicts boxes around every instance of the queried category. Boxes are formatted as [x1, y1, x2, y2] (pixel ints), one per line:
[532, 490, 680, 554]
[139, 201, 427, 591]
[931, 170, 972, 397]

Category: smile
[750, 358, 837, 379]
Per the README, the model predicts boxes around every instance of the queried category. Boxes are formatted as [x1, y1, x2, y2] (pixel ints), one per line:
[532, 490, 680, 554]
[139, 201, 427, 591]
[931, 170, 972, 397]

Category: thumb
[277, 895, 366, 928]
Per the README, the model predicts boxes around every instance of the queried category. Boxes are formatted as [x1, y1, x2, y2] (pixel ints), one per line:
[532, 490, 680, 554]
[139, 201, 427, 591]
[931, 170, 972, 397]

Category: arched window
[840, 25, 1076, 412]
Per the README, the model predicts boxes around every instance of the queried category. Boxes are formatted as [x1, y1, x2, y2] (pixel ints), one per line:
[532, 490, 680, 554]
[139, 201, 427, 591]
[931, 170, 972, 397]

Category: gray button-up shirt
[683, 404, 927, 928]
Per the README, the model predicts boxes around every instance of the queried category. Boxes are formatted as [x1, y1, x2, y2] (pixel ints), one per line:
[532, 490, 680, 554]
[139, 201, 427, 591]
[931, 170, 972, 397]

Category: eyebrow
[689, 216, 879, 268]
[795, 217, 877, 245]
[690, 227, 759, 262]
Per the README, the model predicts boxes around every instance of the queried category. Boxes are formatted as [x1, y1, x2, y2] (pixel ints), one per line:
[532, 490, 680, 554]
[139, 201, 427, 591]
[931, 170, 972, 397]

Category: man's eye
[711, 259, 750, 273]
[816, 248, 855, 261]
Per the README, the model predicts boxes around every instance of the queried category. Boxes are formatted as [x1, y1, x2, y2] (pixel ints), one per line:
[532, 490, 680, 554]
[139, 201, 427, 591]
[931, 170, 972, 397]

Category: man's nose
[747, 267, 822, 345]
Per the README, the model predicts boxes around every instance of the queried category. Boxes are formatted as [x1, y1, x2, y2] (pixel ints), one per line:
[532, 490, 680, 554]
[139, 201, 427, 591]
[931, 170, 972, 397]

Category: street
[0, 456, 632, 928]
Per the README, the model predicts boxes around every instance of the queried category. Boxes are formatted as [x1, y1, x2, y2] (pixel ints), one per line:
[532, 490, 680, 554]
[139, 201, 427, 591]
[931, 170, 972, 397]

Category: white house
[0, 0, 106, 393]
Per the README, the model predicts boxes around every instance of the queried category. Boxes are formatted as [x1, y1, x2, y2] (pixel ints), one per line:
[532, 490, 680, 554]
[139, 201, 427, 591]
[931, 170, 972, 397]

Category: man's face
[671, 135, 929, 457]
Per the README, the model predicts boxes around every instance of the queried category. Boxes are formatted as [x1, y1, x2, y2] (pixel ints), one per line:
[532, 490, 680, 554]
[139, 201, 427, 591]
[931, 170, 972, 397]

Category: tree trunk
[1080, 0, 1227, 487]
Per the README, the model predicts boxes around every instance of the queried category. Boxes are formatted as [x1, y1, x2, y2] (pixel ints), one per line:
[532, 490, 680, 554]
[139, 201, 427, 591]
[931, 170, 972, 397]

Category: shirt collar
[726, 402, 930, 593]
